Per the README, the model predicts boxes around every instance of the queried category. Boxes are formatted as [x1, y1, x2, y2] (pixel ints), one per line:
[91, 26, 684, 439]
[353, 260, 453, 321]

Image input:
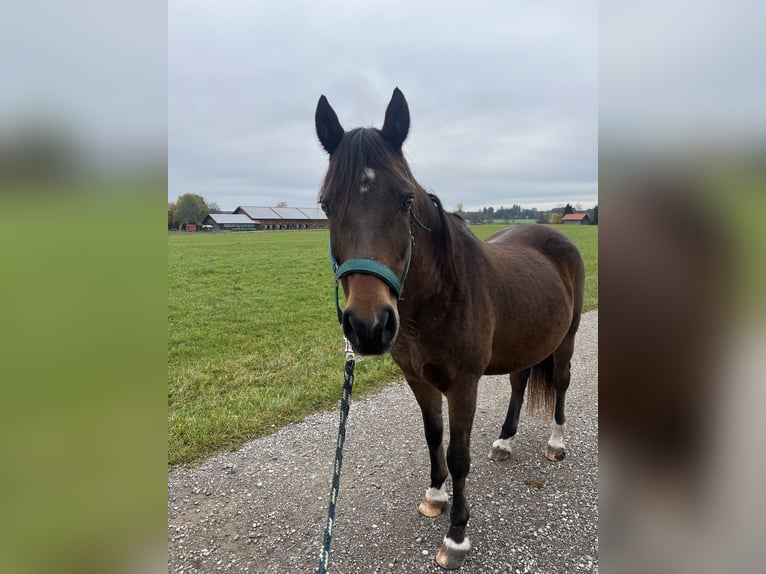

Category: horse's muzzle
[341, 304, 398, 355]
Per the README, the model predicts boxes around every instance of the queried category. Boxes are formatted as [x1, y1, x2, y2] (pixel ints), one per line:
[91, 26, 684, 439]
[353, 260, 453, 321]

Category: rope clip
[343, 337, 356, 362]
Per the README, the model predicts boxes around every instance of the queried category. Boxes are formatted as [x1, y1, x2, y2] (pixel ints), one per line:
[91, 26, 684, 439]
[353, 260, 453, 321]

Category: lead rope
[316, 337, 356, 574]
[317, 204, 431, 572]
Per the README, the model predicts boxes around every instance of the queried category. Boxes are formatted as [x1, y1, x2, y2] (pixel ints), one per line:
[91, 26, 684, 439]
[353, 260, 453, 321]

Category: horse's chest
[392, 327, 485, 389]
[393, 352, 450, 392]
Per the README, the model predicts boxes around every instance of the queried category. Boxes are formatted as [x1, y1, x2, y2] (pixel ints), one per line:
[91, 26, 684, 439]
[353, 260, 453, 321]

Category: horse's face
[315, 88, 414, 355]
[325, 165, 415, 356]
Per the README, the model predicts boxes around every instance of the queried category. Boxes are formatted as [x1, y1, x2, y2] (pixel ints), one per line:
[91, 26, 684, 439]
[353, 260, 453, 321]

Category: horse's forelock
[319, 128, 419, 215]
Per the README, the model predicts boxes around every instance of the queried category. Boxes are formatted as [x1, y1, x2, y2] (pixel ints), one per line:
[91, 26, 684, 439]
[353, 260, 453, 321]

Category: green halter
[329, 207, 430, 324]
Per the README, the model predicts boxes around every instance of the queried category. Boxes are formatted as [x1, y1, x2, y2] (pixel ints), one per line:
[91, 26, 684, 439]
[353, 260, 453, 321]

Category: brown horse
[315, 88, 585, 570]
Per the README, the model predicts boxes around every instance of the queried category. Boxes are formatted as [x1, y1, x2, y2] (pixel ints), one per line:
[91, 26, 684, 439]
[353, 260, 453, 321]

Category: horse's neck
[405, 210, 472, 305]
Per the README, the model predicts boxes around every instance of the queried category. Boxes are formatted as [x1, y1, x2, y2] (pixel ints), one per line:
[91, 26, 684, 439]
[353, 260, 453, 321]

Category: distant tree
[206, 201, 221, 214]
[537, 211, 550, 224]
[593, 204, 598, 225]
[550, 213, 563, 224]
[522, 208, 536, 220]
[563, 203, 575, 215]
[275, 201, 288, 208]
[168, 202, 175, 230]
[465, 211, 483, 224]
[454, 202, 466, 217]
[173, 193, 207, 228]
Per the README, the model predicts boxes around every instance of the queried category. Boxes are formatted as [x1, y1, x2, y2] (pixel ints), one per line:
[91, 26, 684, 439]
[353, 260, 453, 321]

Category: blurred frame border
[600, 1, 766, 573]
[0, 2, 167, 573]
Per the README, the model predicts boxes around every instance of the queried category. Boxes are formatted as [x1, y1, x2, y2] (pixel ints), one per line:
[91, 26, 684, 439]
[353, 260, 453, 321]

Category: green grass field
[169, 224, 598, 465]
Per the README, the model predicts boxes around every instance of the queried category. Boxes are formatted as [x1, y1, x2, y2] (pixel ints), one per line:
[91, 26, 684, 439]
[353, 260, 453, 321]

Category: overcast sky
[169, 0, 597, 212]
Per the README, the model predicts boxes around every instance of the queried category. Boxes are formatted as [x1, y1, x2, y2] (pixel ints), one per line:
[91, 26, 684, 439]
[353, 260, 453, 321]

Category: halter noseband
[329, 207, 431, 324]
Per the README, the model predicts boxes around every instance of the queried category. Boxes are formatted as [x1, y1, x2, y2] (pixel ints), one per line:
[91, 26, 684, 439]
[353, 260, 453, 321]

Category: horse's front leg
[436, 382, 478, 570]
[407, 378, 449, 518]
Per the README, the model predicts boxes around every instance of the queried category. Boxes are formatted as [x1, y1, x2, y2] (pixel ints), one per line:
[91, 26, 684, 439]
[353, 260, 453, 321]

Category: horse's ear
[381, 87, 409, 150]
[315, 95, 344, 155]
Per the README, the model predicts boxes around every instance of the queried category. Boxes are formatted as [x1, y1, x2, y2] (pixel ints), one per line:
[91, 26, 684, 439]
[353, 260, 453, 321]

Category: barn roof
[236, 206, 280, 219]
[562, 213, 589, 221]
[271, 207, 308, 219]
[235, 206, 328, 220]
[204, 213, 256, 224]
[296, 207, 327, 220]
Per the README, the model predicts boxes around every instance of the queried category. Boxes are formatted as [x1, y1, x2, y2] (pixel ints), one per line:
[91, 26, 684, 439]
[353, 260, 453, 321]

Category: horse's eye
[320, 202, 330, 215]
[402, 196, 415, 210]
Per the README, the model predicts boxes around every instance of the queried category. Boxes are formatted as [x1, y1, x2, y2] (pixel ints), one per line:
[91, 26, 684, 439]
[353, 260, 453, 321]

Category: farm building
[562, 213, 591, 225]
[202, 213, 258, 231]
[233, 206, 328, 230]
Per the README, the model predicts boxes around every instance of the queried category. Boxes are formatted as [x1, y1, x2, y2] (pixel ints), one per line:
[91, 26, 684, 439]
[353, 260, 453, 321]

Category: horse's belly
[484, 313, 572, 374]
[484, 342, 558, 374]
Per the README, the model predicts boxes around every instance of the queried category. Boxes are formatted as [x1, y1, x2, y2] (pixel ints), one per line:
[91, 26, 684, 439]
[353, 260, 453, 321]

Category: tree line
[167, 196, 294, 230]
[168, 194, 598, 230]
[454, 202, 598, 225]
[168, 193, 220, 230]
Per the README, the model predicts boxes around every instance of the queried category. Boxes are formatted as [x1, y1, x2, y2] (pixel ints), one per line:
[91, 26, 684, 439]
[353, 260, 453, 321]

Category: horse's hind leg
[488, 369, 530, 461]
[545, 338, 575, 461]
[545, 371, 569, 461]
[407, 378, 450, 518]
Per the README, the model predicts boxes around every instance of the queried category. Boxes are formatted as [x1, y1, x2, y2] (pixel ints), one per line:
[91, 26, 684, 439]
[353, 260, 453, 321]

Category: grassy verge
[169, 224, 598, 465]
[169, 230, 403, 465]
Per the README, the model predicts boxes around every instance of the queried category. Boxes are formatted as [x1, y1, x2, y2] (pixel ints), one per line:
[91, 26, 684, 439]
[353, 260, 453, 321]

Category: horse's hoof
[487, 446, 511, 461]
[488, 438, 513, 461]
[544, 445, 566, 461]
[435, 537, 470, 569]
[418, 499, 448, 517]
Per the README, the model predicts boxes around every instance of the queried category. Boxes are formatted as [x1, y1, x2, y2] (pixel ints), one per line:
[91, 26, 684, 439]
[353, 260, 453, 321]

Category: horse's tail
[526, 355, 556, 418]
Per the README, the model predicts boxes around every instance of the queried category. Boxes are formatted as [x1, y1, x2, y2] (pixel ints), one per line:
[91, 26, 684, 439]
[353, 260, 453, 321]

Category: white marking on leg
[425, 481, 448, 503]
[442, 536, 471, 551]
[547, 421, 566, 450]
[492, 437, 513, 453]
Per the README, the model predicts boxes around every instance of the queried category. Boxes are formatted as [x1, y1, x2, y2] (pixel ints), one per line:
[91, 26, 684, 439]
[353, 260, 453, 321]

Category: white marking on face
[360, 167, 375, 193]
[492, 437, 513, 453]
[442, 536, 471, 551]
[425, 481, 448, 503]
[547, 421, 566, 450]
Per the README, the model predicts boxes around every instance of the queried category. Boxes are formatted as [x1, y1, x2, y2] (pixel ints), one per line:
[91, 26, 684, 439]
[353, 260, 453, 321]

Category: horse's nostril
[381, 305, 398, 346]
[341, 310, 356, 340]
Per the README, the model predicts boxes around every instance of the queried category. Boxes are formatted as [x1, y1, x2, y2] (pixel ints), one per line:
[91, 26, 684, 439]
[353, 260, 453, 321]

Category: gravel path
[168, 311, 598, 574]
